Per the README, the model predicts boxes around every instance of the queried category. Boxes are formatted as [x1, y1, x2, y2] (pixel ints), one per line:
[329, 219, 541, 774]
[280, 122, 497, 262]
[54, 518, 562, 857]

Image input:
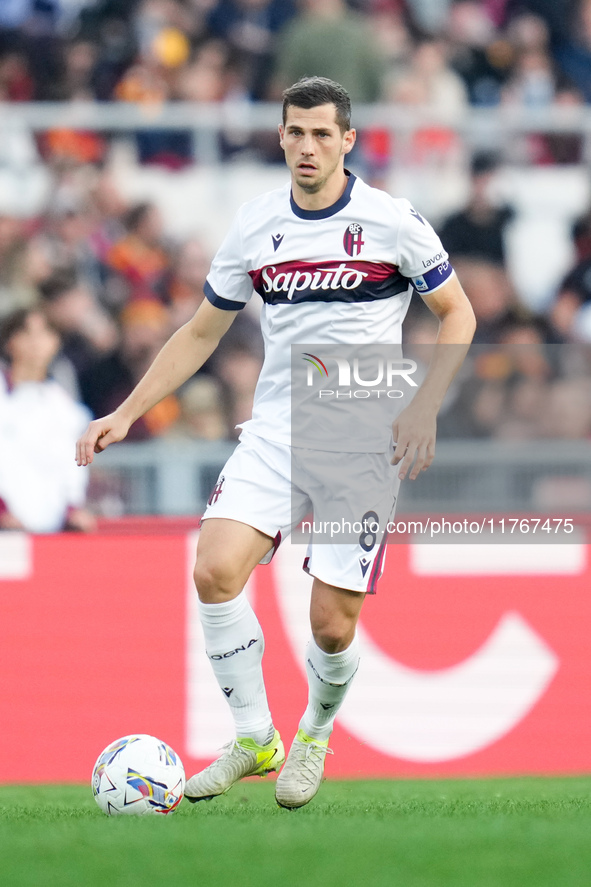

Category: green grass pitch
[1, 777, 591, 887]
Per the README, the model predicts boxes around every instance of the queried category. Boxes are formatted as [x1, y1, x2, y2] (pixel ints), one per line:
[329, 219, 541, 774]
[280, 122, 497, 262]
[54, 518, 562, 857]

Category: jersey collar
[290, 170, 356, 220]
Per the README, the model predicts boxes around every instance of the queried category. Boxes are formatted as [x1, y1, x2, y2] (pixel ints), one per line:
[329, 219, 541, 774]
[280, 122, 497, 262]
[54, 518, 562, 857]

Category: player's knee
[193, 558, 241, 603]
[312, 621, 354, 654]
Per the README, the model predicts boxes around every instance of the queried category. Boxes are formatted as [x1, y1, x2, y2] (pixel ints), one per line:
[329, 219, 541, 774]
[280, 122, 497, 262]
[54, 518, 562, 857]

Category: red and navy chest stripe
[249, 260, 410, 305]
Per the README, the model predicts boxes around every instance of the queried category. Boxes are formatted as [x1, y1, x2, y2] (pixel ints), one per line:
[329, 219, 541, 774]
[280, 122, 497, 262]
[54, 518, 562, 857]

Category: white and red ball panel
[92, 734, 185, 816]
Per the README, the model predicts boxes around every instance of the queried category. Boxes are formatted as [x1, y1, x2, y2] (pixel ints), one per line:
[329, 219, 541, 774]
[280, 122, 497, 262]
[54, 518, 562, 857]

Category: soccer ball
[92, 734, 185, 816]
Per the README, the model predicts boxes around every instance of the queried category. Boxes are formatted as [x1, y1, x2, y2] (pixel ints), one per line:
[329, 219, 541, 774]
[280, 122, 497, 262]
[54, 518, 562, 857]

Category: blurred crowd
[1, 1, 591, 530]
[3, 0, 591, 112]
[0, 177, 264, 441]
[0, 155, 589, 453]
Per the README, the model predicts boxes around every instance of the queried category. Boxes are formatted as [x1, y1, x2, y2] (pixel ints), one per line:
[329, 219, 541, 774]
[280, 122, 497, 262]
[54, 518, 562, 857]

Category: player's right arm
[75, 300, 239, 466]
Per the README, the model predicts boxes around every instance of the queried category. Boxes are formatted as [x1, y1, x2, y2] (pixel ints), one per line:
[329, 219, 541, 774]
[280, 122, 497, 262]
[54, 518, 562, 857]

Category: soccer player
[76, 77, 476, 808]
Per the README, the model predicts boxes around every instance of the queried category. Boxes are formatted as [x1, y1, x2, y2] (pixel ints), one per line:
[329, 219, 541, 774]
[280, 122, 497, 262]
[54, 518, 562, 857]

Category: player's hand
[391, 401, 437, 481]
[76, 411, 131, 466]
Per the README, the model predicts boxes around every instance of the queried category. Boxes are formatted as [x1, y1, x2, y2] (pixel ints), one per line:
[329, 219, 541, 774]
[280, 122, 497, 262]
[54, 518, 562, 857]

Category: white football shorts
[201, 431, 400, 593]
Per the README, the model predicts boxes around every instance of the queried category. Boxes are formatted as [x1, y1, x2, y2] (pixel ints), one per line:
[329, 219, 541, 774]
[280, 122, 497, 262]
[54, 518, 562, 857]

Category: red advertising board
[0, 528, 589, 783]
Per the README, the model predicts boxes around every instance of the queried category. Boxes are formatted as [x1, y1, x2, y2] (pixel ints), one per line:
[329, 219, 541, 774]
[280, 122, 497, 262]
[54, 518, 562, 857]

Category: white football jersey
[205, 171, 453, 448]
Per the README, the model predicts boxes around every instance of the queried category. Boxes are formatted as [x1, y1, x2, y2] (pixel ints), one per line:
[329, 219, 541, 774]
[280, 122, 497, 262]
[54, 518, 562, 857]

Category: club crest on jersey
[343, 223, 364, 257]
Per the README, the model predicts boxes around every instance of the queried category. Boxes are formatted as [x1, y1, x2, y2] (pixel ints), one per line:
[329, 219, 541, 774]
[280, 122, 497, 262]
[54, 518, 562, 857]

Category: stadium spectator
[537, 376, 591, 439]
[501, 45, 557, 108]
[106, 201, 171, 304]
[438, 310, 555, 440]
[131, 0, 197, 55]
[505, 10, 551, 60]
[364, 33, 468, 178]
[508, 0, 577, 46]
[50, 38, 99, 101]
[207, 0, 296, 101]
[168, 236, 211, 328]
[80, 298, 180, 439]
[387, 37, 469, 116]
[548, 256, 591, 342]
[570, 202, 591, 262]
[11, 0, 63, 101]
[548, 189, 591, 341]
[0, 47, 34, 100]
[166, 375, 231, 441]
[405, 0, 454, 35]
[451, 259, 515, 343]
[271, 0, 385, 103]
[438, 151, 514, 266]
[39, 267, 118, 390]
[0, 306, 95, 533]
[114, 41, 175, 106]
[210, 337, 263, 435]
[368, 2, 412, 82]
[499, 12, 585, 162]
[176, 38, 232, 102]
[86, 173, 128, 284]
[446, 0, 512, 105]
[553, 0, 591, 103]
[491, 310, 556, 439]
[0, 214, 50, 319]
[34, 190, 105, 294]
[114, 5, 194, 167]
[76, 4, 136, 101]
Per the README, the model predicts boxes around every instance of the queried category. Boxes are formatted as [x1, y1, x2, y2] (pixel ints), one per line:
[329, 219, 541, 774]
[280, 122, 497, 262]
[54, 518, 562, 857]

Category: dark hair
[125, 202, 154, 233]
[0, 307, 60, 360]
[38, 267, 79, 302]
[282, 77, 352, 133]
[471, 151, 500, 177]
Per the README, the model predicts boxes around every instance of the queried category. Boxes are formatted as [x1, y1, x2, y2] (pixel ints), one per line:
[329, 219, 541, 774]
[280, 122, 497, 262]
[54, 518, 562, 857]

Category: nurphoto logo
[302, 352, 418, 399]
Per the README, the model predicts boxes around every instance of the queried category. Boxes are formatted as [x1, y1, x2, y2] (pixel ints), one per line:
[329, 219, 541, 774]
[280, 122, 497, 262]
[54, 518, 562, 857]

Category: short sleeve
[204, 207, 252, 311]
[396, 200, 454, 295]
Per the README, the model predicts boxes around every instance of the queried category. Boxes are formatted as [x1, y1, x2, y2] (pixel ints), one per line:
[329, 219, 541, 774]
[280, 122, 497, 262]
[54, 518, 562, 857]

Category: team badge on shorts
[343, 223, 364, 257]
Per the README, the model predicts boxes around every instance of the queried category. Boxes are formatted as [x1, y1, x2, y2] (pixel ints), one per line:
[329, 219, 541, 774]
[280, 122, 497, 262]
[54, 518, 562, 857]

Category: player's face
[279, 104, 355, 197]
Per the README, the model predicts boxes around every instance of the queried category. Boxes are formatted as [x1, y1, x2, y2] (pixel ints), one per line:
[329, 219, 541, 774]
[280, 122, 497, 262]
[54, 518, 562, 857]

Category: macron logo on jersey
[272, 233, 284, 252]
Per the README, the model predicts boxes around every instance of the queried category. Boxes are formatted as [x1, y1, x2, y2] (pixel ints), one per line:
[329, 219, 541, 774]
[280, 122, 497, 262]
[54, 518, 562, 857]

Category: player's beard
[294, 156, 342, 194]
[298, 179, 326, 194]
[295, 172, 326, 194]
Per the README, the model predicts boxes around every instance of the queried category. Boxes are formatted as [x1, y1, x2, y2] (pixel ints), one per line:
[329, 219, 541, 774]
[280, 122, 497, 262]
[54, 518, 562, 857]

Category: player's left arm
[392, 273, 476, 480]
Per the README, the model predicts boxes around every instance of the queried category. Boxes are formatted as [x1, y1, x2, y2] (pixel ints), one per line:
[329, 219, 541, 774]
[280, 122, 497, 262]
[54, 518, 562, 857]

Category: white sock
[198, 595, 274, 746]
[299, 635, 360, 742]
